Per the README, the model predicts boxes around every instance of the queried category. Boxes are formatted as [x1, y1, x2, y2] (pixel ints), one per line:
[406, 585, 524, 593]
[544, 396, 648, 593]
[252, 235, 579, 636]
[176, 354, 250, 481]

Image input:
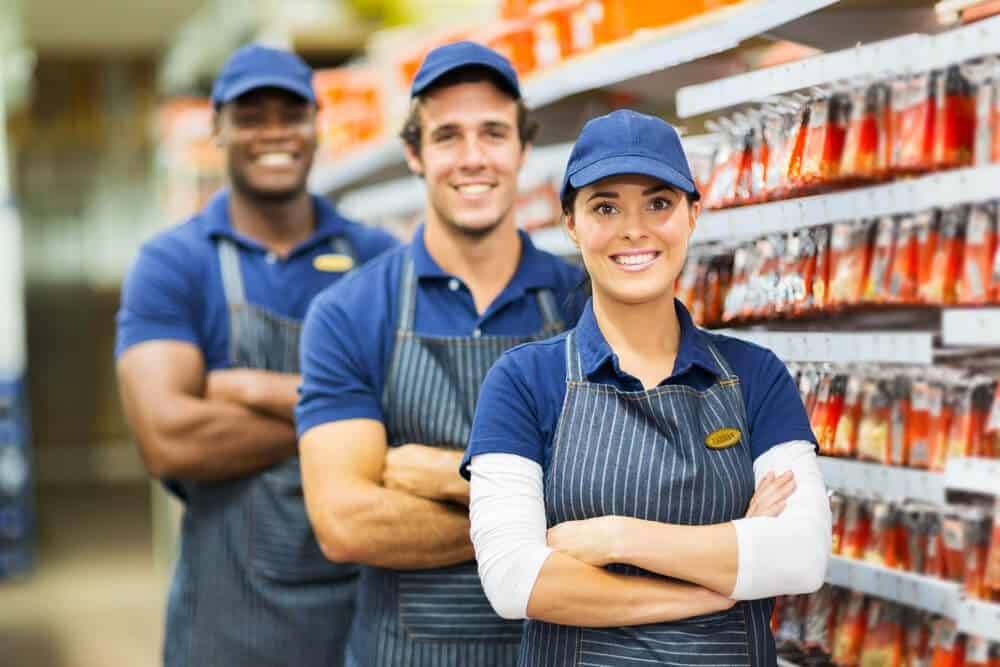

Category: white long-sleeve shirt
[469, 440, 831, 620]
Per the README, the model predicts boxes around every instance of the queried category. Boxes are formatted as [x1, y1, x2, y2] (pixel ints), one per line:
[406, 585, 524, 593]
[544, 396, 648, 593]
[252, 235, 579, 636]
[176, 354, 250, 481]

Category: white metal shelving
[309, 140, 405, 195]
[944, 457, 1000, 496]
[718, 331, 936, 365]
[941, 309, 1000, 348]
[826, 556, 962, 618]
[818, 457, 946, 505]
[957, 599, 1000, 643]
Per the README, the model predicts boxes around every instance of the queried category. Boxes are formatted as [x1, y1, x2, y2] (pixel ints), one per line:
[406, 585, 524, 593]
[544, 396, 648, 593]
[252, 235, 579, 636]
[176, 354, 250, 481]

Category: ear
[518, 141, 532, 171]
[687, 198, 701, 234]
[212, 110, 224, 147]
[404, 141, 424, 177]
[563, 210, 580, 248]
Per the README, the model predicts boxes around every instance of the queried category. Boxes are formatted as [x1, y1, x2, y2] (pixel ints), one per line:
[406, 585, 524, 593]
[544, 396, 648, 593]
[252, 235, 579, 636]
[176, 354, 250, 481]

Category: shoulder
[308, 243, 406, 321]
[125, 217, 212, 287]
[493, 330, 571, 383]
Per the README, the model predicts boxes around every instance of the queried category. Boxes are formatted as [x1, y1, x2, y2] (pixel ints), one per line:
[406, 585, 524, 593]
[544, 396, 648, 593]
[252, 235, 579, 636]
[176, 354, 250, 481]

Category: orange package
[830, 220, 876, 308]
[703, 132, 741, 210]
[866, 501, 901, 569]
[947, 382, 994, 461]
[834, 373, 864, 458]
[942, 510, 966, 582]
[866, 216, 898, 303]
[959, 203, 998, 305]
[890, 376, 912, 467]
[785, 99, 812, 196]
[833, 591, 868, 667]
[901, 504, 934, 574]
[786, 229, 818, 314]
[762, 105, 801, 201]
[842, 82, 893, 185]
[902, 609, 931, 667]
[824, 374, 849, 455]
[892, 72, 938, 175]
[858, 379, 892, 463]
[810, 226, 832, 313]
[967, 636, 991, 667]
[920, 206, 967, 305]
[914, 211, 941, 303]
[799, 91, 849, 192]
[909, 381, 934, 469]
[832, 491, 847, 555]
[926, 510, 947, 579]
[811, 369, 833, 455]
[722, 245, 751, 322]
[888, 214, 921, 304]
[962, 507, 993, 600]
[805, 585, 842, 655]
[703, 256, 730, 327]
[753, 236, 783, 319]
[929, 382, 955, 473]
[677, 254, 702, 317]
[984, 498, 1000, 595]
[843, 496, 873, 560]
[859, 599, 904, 667]
[929, 619, 964, 667]
[934, 65, 976, 170]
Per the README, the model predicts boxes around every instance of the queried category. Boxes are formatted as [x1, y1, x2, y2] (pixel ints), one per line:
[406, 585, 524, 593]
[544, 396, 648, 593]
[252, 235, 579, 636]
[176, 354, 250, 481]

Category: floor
[0, 483, 169, 667]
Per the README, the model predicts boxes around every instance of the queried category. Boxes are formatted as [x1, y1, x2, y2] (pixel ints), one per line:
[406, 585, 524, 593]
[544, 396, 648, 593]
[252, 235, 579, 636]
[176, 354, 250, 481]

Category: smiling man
[296, 42, 585, 666]
[114, 45, 398, 667]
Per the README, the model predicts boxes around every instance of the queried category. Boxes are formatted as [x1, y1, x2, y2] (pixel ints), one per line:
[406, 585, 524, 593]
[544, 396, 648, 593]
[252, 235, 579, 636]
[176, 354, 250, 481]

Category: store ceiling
[22, 0, 204, 53]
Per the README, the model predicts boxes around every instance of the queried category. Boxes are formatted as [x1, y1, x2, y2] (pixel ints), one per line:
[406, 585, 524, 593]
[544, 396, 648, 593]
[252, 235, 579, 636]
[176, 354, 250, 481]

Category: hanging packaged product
[703, 129, 741, 210]
[946, 380, 994, 460]
[967, 636, 991, 667]
[914, 211, 942, 304]
[842, 81, 893, 185]
[753, 235, 784, 319]
[829, 220, 876, 307]
[934, 65, 976, 170]
[762, 106, 796, 201]
[958, 202, 998, 305]
[892, 72, 938, 175]
[834, 372, 864, 459]
[722, 244, 751, 322]
[890, 375, 913, 467]
[833, 591, 869, 667]
[811, 368, 834, 454]
[859, 599, 904, 667]
[965, 59, 997, 167]
[928, 618, 964, 667]
[804, 585, 842, 656]
[941, 509, 967, 583]
[784, 97, 812, 197]
[865, 500, 901, 568]
[888, 214, 922, 304]
[858, 378, 892, 463]
[799, 90, 850, 193]
[920, 206, 967, 305]
[902, 609, 932, 667]
[925, 509, 947, 580]
[901, 503, 935, 574]
[811, 225, 833, 314]
[843, 495, 873, 560]
[780, 228, 817, 315]
[909, 380, 934, 469]
[866, 216, 898, 303]
[775, 591, 807, 644]
[984, 498, 1000, 598]
[823, 374, 850, 455]
[928, 380, 955, 473]
[959, 505, 993, 600]
[832, 491, 847, 556]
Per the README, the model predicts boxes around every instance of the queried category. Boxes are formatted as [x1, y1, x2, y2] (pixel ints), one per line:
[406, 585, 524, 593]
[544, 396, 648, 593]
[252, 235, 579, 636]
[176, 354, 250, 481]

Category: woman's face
[566, 174, 699, 306]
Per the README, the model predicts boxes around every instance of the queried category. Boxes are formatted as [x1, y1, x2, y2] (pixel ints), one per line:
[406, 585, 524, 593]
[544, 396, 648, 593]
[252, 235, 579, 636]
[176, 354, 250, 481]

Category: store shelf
[826, 556, 961, 617]
[957, 600, 1000, 643]
[309, 140, 405, 195]
[944, 457, 1000, 496]
[677, 14, 1000, 118]
[529, 226, 576, 257]
[819, 457, 946, 505]
[692, 165, 1000, 245]
[941, 309, 1000, 348]
[718, 331, 935, 364]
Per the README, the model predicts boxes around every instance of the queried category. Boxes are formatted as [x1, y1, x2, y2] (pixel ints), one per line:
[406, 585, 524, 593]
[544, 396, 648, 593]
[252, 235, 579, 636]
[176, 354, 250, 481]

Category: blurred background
[3, 1, 998, 666]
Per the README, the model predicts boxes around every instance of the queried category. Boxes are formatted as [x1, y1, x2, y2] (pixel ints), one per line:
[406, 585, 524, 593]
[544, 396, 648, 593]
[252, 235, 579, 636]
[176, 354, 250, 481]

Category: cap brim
[216, 76, 315, 106]
[411, 60, 520, 98]
[568, 155, 699, 199]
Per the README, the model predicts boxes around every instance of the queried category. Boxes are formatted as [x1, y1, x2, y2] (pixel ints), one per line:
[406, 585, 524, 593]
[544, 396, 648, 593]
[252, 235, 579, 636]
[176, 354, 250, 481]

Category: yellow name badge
[705, 428, 741, 450]
[313, 253, 355, 273]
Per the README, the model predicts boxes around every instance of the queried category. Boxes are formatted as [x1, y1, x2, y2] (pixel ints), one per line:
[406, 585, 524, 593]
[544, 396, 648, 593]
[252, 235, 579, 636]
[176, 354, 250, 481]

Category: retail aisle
[0, 483, 167, 667]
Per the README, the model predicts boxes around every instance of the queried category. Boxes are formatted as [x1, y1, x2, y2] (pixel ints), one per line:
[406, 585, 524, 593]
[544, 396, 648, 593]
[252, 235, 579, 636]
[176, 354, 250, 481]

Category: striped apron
[163, 237, 359, 667]
[347, 252, 565, 667]
[519, 330, 776, 667]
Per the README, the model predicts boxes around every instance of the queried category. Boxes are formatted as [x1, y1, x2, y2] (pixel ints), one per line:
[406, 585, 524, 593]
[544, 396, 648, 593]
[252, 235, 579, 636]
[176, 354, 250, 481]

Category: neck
[228, 189, 315, 256]
[422, 214, 522, 315]
[591, 291, 681, 388]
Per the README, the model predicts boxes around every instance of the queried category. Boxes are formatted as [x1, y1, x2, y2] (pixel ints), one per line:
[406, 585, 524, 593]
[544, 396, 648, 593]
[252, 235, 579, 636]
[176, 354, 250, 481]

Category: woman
[461, 110, 831, 666]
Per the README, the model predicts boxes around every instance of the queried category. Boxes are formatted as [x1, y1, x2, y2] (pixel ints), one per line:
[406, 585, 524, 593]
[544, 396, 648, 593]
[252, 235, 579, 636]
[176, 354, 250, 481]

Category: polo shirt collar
[200, 189, 348, 255]
[410, 224, 568, 291]
[575, 297, 723, 382]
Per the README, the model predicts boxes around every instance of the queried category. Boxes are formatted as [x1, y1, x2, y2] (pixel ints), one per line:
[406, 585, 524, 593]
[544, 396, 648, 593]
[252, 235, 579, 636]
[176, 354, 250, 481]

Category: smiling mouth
[610, 251, 662, 270]
[255, 152, 296, 167]
[454, 184, 494, 196]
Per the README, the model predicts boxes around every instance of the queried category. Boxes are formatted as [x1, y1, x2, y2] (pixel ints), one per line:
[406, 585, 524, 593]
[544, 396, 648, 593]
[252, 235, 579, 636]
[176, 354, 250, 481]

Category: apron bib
[519, 330, 777, 667]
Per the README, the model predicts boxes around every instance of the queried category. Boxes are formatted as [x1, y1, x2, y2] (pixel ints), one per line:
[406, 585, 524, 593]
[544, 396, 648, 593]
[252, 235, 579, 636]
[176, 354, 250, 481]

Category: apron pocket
[397, 563, 523, 643]
[578, 605, 751, 667]
[250, 456, 358, 583]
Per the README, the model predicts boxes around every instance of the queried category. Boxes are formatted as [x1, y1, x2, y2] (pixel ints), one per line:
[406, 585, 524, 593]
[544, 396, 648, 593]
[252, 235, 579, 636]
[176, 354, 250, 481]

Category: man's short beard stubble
[430, 197, 512, 241]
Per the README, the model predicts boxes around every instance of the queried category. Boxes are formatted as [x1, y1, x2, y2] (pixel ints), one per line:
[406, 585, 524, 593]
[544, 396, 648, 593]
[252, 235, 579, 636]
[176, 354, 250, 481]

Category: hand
[745, 471, 796, 519]
[547, 516, 626, 567]
[693, 584, 738, 614]
[383, 444, 468, 504]
[205, 368, 256, 406]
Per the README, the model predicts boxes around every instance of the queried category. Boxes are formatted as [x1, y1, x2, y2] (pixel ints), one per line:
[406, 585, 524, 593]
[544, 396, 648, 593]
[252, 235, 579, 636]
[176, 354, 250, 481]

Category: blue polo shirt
[295, 226, 586, 435]
[461, 299, 817, 478]
[115, 190, 399, 366]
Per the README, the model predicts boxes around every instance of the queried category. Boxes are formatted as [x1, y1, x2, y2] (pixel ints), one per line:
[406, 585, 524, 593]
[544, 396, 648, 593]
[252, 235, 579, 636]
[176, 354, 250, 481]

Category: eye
[592, 202, 618, 216]
[649, 196, 674, 211]
[485, 128, 508, 140]
[282, 108, 309, 124]
[432, 130, 459, 143]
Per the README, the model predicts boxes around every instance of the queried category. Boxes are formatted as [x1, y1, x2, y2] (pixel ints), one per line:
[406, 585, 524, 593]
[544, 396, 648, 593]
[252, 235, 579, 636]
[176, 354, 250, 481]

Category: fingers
[746, 471, 797, 518]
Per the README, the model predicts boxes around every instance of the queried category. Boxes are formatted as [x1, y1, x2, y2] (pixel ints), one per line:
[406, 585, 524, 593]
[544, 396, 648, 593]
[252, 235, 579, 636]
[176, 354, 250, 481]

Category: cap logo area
[313, 253, 354, 272]
[705, 427, 741, 449]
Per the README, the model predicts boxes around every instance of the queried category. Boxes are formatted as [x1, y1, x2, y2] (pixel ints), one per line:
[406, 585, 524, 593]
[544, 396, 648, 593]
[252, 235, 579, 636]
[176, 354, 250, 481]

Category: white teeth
[456, 184, 491, 195]
[614, 253, 657, 266]
[257, 153, 294, 166]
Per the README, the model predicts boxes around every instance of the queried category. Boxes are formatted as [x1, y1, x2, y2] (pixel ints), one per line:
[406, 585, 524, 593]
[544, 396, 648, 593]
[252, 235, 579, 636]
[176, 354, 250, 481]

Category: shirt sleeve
[745, 349, 818, 460]
[468, 453, 553, 620]
[115, 240, 200, 358]
[730, 440, 831, 600]
[461, 352, 547, 479]
[295, 289, 384, 435]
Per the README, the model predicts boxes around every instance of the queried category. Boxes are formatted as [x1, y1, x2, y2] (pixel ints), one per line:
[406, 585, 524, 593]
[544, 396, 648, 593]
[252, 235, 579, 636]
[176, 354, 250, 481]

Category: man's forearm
[208, 370, 300, 421]
[526, 551, 733, 627]
[317, 481, 474, 569]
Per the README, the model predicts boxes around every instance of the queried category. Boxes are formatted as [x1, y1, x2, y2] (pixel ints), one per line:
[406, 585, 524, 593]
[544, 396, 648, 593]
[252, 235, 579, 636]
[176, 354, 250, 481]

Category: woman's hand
[745, 471, 796, 518]
[547, 516, 626, 566]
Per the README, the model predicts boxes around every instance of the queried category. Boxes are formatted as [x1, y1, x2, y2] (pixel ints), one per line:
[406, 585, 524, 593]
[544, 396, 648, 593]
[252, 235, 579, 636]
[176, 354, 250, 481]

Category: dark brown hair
[399, 65, 539, 156]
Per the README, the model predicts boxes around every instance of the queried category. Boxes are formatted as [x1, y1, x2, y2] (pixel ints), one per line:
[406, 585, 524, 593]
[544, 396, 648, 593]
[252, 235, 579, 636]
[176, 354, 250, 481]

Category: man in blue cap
[296, 42, 585, 665]
[115, 44, 397, 666]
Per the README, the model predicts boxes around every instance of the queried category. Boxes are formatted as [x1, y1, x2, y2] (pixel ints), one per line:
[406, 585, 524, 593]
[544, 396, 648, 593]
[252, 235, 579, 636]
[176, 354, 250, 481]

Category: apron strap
[330, 236, 355, 260]
[395, 252, 419, 332]
[705, 340, 738, 381]
[217, 238, 246, 307]
[564, 329, 584, 382]
[534, 288, 563, 333]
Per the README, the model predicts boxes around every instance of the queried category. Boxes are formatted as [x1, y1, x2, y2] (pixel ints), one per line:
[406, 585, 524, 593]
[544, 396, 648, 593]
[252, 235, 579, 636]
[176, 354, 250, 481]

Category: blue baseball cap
[560, 110, 699, 202]
[211, 44, 315, 108]
[411, 41, 521, 99]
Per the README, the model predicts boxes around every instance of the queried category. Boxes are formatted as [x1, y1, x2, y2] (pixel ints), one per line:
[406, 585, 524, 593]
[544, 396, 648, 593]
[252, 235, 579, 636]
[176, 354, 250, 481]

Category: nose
[458, 134, 487, 170]
[620, 210, 647, 242]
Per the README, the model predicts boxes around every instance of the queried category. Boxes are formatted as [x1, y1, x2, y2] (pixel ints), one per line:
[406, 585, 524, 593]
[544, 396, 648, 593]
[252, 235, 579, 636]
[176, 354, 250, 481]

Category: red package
[901, 504, 934, 574]
[909, 380, 934, 469]
[858, 379, 892, 463]
[785, 229, 818, 314]
[948, 382, 994, 461]
[833, 591, 868, 667]
[887, 214, 921, 304]
[677, 254, 702, 318]
[811, 225, 832, 313]
[920, 206, 967, 305]
[800, 91, 849, 192]
[842, 82, 893, 184]
[968, 61, 997, 166]
[967, 636, 991, 667]
[929, 382, 956, 473]
[834, 373, 864, 459]
[702, 255, 730, 327]
[832, 491, 847, 556]
[843, 496, 873, 560]
[962, 507, 992, 599]
[830, 220, 876, 307]
[704, 132, 741, 210]
[785, 99, 811, 196]
[902, 609, 931, 667]
[811, 369, 833, 455]
[984, 497, 1000, 594]
[762, 106, 797, 200]
[732, 124, 759, 207]
[929, 619, 964, 667]
[866, 500, 901, 568]
[891, 375, 912, 467]
[915, 211, 941, 303]
[804, 585, 841, 654]
[824, 374, 849, 455]
[958, 203, 998, 305]
[865, 216, 898, 303]
[934, 65, 976, 170]
[859, 600, 904, 667]
[942, 510, 966, 582]
[926, 509, 947, 579]
[893, 72, 938, 175]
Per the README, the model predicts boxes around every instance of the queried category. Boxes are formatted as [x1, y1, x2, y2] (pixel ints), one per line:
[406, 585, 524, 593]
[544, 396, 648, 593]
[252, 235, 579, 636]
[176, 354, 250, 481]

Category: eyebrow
[429, 120, 512, 134]
[585, 184, 676, 202]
